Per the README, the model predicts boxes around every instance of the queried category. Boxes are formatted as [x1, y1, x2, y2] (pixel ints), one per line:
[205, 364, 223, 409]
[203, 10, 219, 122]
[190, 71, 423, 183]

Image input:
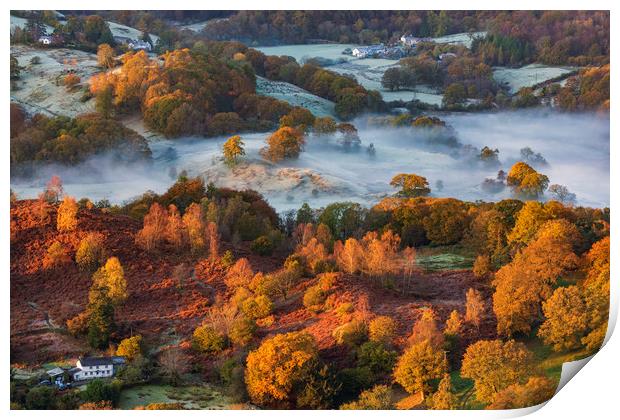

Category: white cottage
[71, 356, 125, 381]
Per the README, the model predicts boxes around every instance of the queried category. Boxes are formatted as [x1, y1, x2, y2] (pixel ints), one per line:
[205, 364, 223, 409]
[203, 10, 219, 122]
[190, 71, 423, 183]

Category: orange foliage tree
[57, 196, 79, 232]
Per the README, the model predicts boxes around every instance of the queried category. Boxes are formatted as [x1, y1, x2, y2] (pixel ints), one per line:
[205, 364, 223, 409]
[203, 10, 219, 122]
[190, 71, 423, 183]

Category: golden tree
[206, 221, 220, 259]
[390, 173, 430, 197]
[538, 286, 587, 351]
[164, 204, 187, 251]
[581, 236, 610, 351]
[393, 339, 447, 396]
[340, 385, 393, 410]
[225, 258, 254, 289]
[472, 255, 492, 279]
[97, 43, 115, 69]
[465, 288, 485, 330]
[92, 257, 127, 304]
[57, 196, 79, 232]
[461, 339, 535, 403]
[116, 335, 142, 360]
[43, 241, 71, 269]
[76, 232, 106, 272]
[245, 331, 318, 406]
[182, 203, 206, 254]
[222, 135, 245, 167]
[261, 126, 305, 162]
[135, 203, 168, 251]
[487, 376, 556, 409]
[444, 310, 463, 337]
[335, 238, 363, 274]
[369, 315, 397, 344]
[410, 308, 444, 349]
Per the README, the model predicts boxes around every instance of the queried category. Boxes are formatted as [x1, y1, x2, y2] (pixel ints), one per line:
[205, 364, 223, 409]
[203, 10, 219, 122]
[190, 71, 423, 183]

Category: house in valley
[71, 356, 126, 381]
[400, 34, 432, 47]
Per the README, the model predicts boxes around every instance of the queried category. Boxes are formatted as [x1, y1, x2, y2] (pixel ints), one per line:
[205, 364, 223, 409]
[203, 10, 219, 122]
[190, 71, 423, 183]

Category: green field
[118, 384, 233, 410]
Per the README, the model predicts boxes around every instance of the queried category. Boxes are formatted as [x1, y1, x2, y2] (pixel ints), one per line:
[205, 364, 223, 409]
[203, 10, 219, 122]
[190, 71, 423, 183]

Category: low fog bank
[10, 110, 610, 212]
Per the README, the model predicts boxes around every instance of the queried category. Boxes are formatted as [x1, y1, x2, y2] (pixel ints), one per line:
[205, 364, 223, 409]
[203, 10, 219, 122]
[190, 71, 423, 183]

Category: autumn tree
[334, 238, 363, 274]
[261, 126, 305, 162]
[57, 196, 79, 232]
[43, 241, 71, 269]
[465, 288, 485, 331]
[472, 255, 492, 279]
[409, 308, 444, 350]
[393, 340, 447, 396]
[369, 315, 397, 344]
[76, 232, 106, 272]
[225, 258, 254, 289]
[487, 376, 556, 409]
[245, 331, 318, 407]
[548, 184, 576, 205]
[494, 219, 580, 336]
[538, 286, 587, 351]
[44, 175, 64, 203]
[164, 204, 187, 251]
[87, 286, 116, 349]
[390, 173, 430, 197]
[444, 310, 462, 337]
[461, 340, 535, 403]
[116, 335, 143, 361]
[581, 236, 610, 351]
[313, 116, 337, 135]
[182, 203, 206, 254]
[223, 135, 245, 167]
[429, 374, 457, 410]
[97, 43, 115, 69]
[506, 162, 549, 198]
[92, 257, 127, 304]
[136, 203, 168, 252]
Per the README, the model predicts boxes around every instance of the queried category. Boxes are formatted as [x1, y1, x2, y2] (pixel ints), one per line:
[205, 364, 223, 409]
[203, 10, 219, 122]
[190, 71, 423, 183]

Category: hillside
[10, 199, 494, 367]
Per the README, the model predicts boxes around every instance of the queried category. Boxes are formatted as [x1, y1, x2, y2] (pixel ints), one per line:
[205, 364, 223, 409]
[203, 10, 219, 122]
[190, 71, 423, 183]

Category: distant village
[345, 34, 452, 60]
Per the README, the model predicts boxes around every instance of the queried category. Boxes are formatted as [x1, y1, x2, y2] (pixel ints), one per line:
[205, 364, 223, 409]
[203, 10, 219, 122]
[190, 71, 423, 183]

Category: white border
[3, 2, 617, 419]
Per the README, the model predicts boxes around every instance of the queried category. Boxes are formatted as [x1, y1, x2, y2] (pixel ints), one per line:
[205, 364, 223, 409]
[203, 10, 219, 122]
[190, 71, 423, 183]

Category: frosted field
[493, 64, 577, 93]
[11, 111, 609, 212]
[431, 31, 487, 48]
[256, 44, 357, 64]
[10, 15, 55, 35]
[106, 21, 160, 44]
[256, 76, 336, 117]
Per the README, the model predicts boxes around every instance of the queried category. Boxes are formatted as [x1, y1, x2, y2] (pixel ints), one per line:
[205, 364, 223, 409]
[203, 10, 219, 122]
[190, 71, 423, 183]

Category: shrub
[303, 285, 327, 312]
[333, 319, 368, 347]
[241, 295, 274, 319]
[76, 232, 105, 271]
[334, 302, 354, 318]
[229, 317, 257, 347]
[43, 241, 71, 269]
[192, 325, 227, 354]
[369, 316, 397, 344]
[81, 379, 122, 406]
[64, 73, 81, 90]
[340, 385, 393, 410]
[251, 235, 275, 256]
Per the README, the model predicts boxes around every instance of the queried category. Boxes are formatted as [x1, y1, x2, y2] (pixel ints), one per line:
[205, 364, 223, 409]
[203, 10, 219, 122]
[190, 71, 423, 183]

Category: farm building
[400, 34, 432, 47]
[113, 36, 152, 51]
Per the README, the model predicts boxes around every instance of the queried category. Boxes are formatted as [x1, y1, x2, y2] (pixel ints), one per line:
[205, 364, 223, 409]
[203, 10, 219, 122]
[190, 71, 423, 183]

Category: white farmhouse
[38, 36, 52, 45]
[71, 356, 125, 381]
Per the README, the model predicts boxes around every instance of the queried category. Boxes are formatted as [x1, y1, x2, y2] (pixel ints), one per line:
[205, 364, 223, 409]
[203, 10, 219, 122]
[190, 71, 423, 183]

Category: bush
[251, 235, 275, 256]
[81, 379, 122, 406]
[368, 316, 397, 344]
[192, 325, 227, 354]
[303, 285, 327, 312]
[334, 302, 354, 318]
[332, 319, 368, 347]
[356, 341, 397, 375]
[76, 232, 106, 271]
[229, 317, 257, 347]
[116, 335, 142, 360]
[64, 73, 81, 90]
[241, 295, 274, 319]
